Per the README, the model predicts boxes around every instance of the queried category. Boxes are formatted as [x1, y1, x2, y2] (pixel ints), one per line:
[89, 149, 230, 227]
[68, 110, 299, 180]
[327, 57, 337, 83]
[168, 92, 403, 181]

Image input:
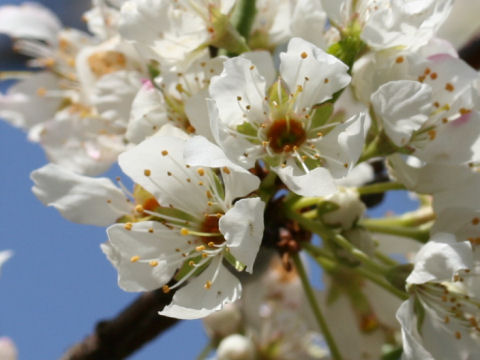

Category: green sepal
[381, 347, 403, 360]
[385, 263, 414, 291]
[310, 102, 334, 130]
[316, 201, 340, 216]
[267, 79, 290, 116]
[174, 255, 210, 282]
[209, 7, 250, 55]
[327, 28, 366, 69]
[147, 61, 161, 80]
[236, 121, 258, 139]
[413, 295, 426, 335]
[224, 251, 246, 272]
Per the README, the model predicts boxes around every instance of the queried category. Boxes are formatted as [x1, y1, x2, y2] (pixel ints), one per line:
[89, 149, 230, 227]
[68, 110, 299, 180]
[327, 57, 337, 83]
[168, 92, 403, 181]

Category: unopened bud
[322, 188, 366, 230]
[217, 334, 256, 360]
[203, 303, 242, 339]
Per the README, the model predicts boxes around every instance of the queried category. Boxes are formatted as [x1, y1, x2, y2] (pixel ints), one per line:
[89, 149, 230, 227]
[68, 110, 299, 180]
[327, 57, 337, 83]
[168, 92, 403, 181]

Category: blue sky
[0, 1, 420, 358]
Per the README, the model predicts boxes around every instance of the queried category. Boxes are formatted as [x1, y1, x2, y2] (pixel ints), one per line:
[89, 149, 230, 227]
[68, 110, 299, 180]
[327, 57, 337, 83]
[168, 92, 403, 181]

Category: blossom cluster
[1, 0, 480, 359]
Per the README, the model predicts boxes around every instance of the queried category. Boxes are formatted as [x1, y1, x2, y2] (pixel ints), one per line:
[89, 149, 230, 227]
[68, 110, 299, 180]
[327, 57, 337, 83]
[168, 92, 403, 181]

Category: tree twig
[61, 288, 177, 360]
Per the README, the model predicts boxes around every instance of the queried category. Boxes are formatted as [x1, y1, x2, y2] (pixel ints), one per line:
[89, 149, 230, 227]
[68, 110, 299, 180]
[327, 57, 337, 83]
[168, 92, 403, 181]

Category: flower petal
[31, 164, 131, 226]
[159, 258, 242, 319]
[220, 198, 265, 273]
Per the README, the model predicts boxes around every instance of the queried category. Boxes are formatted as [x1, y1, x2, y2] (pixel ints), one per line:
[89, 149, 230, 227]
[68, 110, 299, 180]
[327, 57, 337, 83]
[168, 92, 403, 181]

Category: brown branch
[459, 33, 480, 70]
[61, 288, 178, 360]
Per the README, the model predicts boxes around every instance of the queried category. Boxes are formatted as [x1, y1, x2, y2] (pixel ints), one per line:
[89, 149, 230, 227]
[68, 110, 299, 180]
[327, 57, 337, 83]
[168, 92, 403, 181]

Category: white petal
[0, 250, 13, 276]
[362, 0, 454, 50]
[280, 37, 350, 112]
[274, 164, 337, 197]
[31, 164, 131, 226]
[91, 70, 143, 128]
[0, 72, 60, 129]
[105, 221, 186, 291]
[209, 56, 269, 129]
[219, 198, 265, 273]
[118, 133, 209, 215]
[184, 136, 261, 202]
[407, 233, 473, 285]
[126, 81, 169, 143]
[371, 80, 432, 147]
[159, 258, 242, 319]
[396, 299, 436, 360]
[0, 3, 62, 44]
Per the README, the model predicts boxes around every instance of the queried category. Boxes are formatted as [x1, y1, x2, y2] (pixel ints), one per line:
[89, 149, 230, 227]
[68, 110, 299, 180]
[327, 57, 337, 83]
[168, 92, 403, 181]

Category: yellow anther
[472, 217, 480, 225]
[202, 253, 208, 258]
[144, 169, 151, 176]
[124, 223, 133, 231]
[196, 245, 206, 252]
[204, 281, 212, 289]
[161, 150, 168, 156]
[445, 83, 455, 92]
[208, 242, 215, 247]
[207, 201, 213, 206]
[130, 255, 140, 263]
[206, 190, 213, 199]
[176, 83, 184, 93]
[301, 52, 308, 59]
[149, 260, 159, 267]
[180, 228, 189, 235]
[222, 167, 231, 174]
[148, 228, 154, 233]
[162, 285, 171, 293]
[36, 87, 47, 97]
[197, 168, 205, 176]
[135, 204, 144, 213]
[189, 260, 195, 266]
[198, 181, 204, 186]
[395, 56, 404, 63]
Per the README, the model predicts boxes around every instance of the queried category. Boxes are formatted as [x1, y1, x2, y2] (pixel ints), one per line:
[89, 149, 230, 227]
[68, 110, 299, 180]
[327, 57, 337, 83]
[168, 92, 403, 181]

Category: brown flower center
[200, 215, 224, 246]
[266, 118, 306, 153]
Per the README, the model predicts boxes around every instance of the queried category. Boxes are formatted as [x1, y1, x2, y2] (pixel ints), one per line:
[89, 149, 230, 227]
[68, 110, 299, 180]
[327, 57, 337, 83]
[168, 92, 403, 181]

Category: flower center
[200, 215, 224, 246]
[266, 118, 307, 153]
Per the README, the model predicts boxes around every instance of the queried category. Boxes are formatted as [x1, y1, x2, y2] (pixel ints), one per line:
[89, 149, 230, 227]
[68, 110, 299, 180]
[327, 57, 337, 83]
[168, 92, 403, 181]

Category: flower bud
[0, 338, 17, 360]
[203, 303, 242, 339]
[322, 188, 366, 230]
[217, 334, 256, 360]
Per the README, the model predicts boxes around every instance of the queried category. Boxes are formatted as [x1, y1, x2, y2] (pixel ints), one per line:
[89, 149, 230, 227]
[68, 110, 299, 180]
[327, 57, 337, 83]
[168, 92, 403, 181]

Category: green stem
[303, 245, 408, 300]
[196, 341, 214, 360]
[285, 208, 332, 239]
[333, 234, 388, 275]
[258, 170, 277, 203]
[374, 250, 398, 266]
[292, 253, 344, 360]
[356, 182, 405, 195]
[363, 210, 436, 228]
[349, 264, 409, 300]
[360, 221, 430, 243]
[291, 196, 323, 211]
[230, 0, 257, 41]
